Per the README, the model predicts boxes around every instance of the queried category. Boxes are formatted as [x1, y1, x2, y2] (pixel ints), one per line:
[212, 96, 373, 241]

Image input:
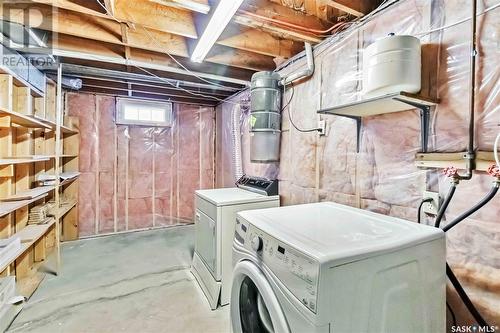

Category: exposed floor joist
[3, 0, 383, 104]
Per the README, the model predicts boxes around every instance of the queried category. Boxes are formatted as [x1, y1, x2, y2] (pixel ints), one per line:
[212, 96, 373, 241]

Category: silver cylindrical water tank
[250, 71, 281, 163]
[363, 34, 421, 97]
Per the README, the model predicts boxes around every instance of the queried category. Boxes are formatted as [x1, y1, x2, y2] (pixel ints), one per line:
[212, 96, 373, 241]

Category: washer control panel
[243, 223, 320, 314]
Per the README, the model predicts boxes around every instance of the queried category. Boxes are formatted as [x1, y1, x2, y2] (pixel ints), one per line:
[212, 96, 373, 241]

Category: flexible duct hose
[231, 101, 244, 181]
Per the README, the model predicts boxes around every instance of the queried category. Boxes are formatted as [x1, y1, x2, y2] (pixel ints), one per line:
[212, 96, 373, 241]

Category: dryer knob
[251, 236, 263, 252]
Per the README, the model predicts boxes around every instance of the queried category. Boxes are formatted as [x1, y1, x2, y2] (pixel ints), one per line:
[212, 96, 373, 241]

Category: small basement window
[116, 98, 173, 127]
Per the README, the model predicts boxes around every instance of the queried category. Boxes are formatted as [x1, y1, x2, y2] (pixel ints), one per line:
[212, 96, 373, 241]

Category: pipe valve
[487, 164, 500, 178]
[443, 166, 459, 178]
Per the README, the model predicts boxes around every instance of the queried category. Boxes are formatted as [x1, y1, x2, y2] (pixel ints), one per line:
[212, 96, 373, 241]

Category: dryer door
[231, 260, 290, 333]
[195, 210, 217, 278]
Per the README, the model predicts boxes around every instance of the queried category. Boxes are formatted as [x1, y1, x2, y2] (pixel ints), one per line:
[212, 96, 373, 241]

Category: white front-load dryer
[230, 202, 446, 333]
[192, 186, 279, 310]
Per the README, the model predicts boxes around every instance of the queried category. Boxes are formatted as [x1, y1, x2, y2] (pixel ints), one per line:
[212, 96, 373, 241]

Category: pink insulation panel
[66, 93, 215, 236]
[216, 0, 500, 326]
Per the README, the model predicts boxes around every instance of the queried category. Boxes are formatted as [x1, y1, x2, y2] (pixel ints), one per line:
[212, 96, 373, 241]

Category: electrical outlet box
[318, 120, 326, 136]
[422, 191, 440, 215]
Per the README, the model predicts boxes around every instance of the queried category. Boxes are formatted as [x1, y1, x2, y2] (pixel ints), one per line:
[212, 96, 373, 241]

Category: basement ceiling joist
[2, 0, 382, 104]
[46, 34, 253, 85]
[55, 63, 242, 93]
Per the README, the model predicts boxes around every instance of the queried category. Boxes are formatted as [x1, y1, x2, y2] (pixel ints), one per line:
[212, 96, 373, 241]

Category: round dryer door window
[231, 261, 290, 333]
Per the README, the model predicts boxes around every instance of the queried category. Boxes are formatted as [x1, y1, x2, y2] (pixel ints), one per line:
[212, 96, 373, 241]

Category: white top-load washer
[231, 202, 446, 333]
[191, 176, 280, 309]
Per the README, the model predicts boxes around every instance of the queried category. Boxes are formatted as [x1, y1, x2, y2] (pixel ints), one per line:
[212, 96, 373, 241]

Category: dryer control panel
[237, 220, 320, 314]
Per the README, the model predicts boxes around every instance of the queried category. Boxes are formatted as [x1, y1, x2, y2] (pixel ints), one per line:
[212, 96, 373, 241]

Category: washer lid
[237, 202, 443, 266]
[196, 188, 278, 206]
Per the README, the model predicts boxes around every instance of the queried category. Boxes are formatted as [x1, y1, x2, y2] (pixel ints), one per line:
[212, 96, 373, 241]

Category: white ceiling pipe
[279, 42, 315, 86]
[38, 48, 250, 86]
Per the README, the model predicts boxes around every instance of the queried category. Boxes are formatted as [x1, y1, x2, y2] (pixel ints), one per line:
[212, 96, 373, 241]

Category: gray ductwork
[46, 74, 82, 90]
[249, 42, 315, 163]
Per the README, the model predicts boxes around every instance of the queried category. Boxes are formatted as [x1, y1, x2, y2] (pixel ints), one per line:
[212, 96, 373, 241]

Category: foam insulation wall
[66, 93, 215, 237]
[216, 0, 500, 326]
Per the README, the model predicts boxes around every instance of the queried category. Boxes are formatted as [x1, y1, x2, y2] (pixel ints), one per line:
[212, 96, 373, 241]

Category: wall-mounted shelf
[0, 186, 55, 202]
[59, 200, 77, 217]
[317, 92, 439, 152]
[0, 157, 50, 166]
[32, 116, 79, 134]
[0, 108, 51, 129]
[0, 194, 48, 218]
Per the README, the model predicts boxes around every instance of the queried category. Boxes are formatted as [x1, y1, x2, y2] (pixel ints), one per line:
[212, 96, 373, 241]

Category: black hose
[446, 302, 457, 327]
[434, 183, 457, 228]
[417, 198, 433, 224]
[442, 183, 499, 232]
[446, 263, 488, 327]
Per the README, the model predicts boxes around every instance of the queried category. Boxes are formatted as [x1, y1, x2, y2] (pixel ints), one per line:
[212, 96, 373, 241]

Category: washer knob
[251, 236, 263, 252]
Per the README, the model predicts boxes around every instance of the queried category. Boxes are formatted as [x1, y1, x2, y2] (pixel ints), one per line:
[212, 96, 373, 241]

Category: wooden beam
[414, 151, 498, 172]
[328, 0, 374, 17]
[30, 0, 109, 18]
[48, 34, 251, 85]
[243, 0, 328, 30]
[30, 0, 198, 39]
[114, 0, 198, 39]
[5, 4, 284, 69]
[219, 25, 304, 58]
[233, 14, 322, 43]
[132, 46, 275, 72]
[205, 45, 276, 71]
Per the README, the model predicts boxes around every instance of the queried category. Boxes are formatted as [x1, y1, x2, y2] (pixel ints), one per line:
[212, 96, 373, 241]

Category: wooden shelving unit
[0, 69, 80, 299]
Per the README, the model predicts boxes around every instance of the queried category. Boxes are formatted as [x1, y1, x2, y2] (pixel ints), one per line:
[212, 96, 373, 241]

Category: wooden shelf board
[61, 125, 79, 134]
[42, 154, 78, 159]
[32, 116, 79, 134]
[0, 218, 56, 272]
[0, 193, 48, 217]
[59, 201, 77, 217]
[17, 218, 56, 245]
[317, 92, 439, 117]
[0, 244, 28, 273]
[0, 186, 55, 202]
[0, 107, 51, 129]
[0, 157, 50, 166]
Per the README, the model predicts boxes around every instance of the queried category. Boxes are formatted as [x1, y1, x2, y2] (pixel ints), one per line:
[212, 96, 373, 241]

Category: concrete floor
[8, 225, 230, 333]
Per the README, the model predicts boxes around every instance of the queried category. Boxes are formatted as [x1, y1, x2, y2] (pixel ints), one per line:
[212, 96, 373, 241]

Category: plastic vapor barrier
[67, 93, 215, 236]
[216, 0, 500, 327]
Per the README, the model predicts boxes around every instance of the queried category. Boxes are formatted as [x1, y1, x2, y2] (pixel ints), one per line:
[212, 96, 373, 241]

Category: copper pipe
[239, 9, 345, 35]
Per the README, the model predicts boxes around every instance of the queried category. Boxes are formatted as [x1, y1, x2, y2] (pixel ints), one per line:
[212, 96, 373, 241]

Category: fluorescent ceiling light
[190, 0, 244, 63]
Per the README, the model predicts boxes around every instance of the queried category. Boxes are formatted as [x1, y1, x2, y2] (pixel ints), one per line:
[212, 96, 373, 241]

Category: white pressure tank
[363, 34, 421, 97]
